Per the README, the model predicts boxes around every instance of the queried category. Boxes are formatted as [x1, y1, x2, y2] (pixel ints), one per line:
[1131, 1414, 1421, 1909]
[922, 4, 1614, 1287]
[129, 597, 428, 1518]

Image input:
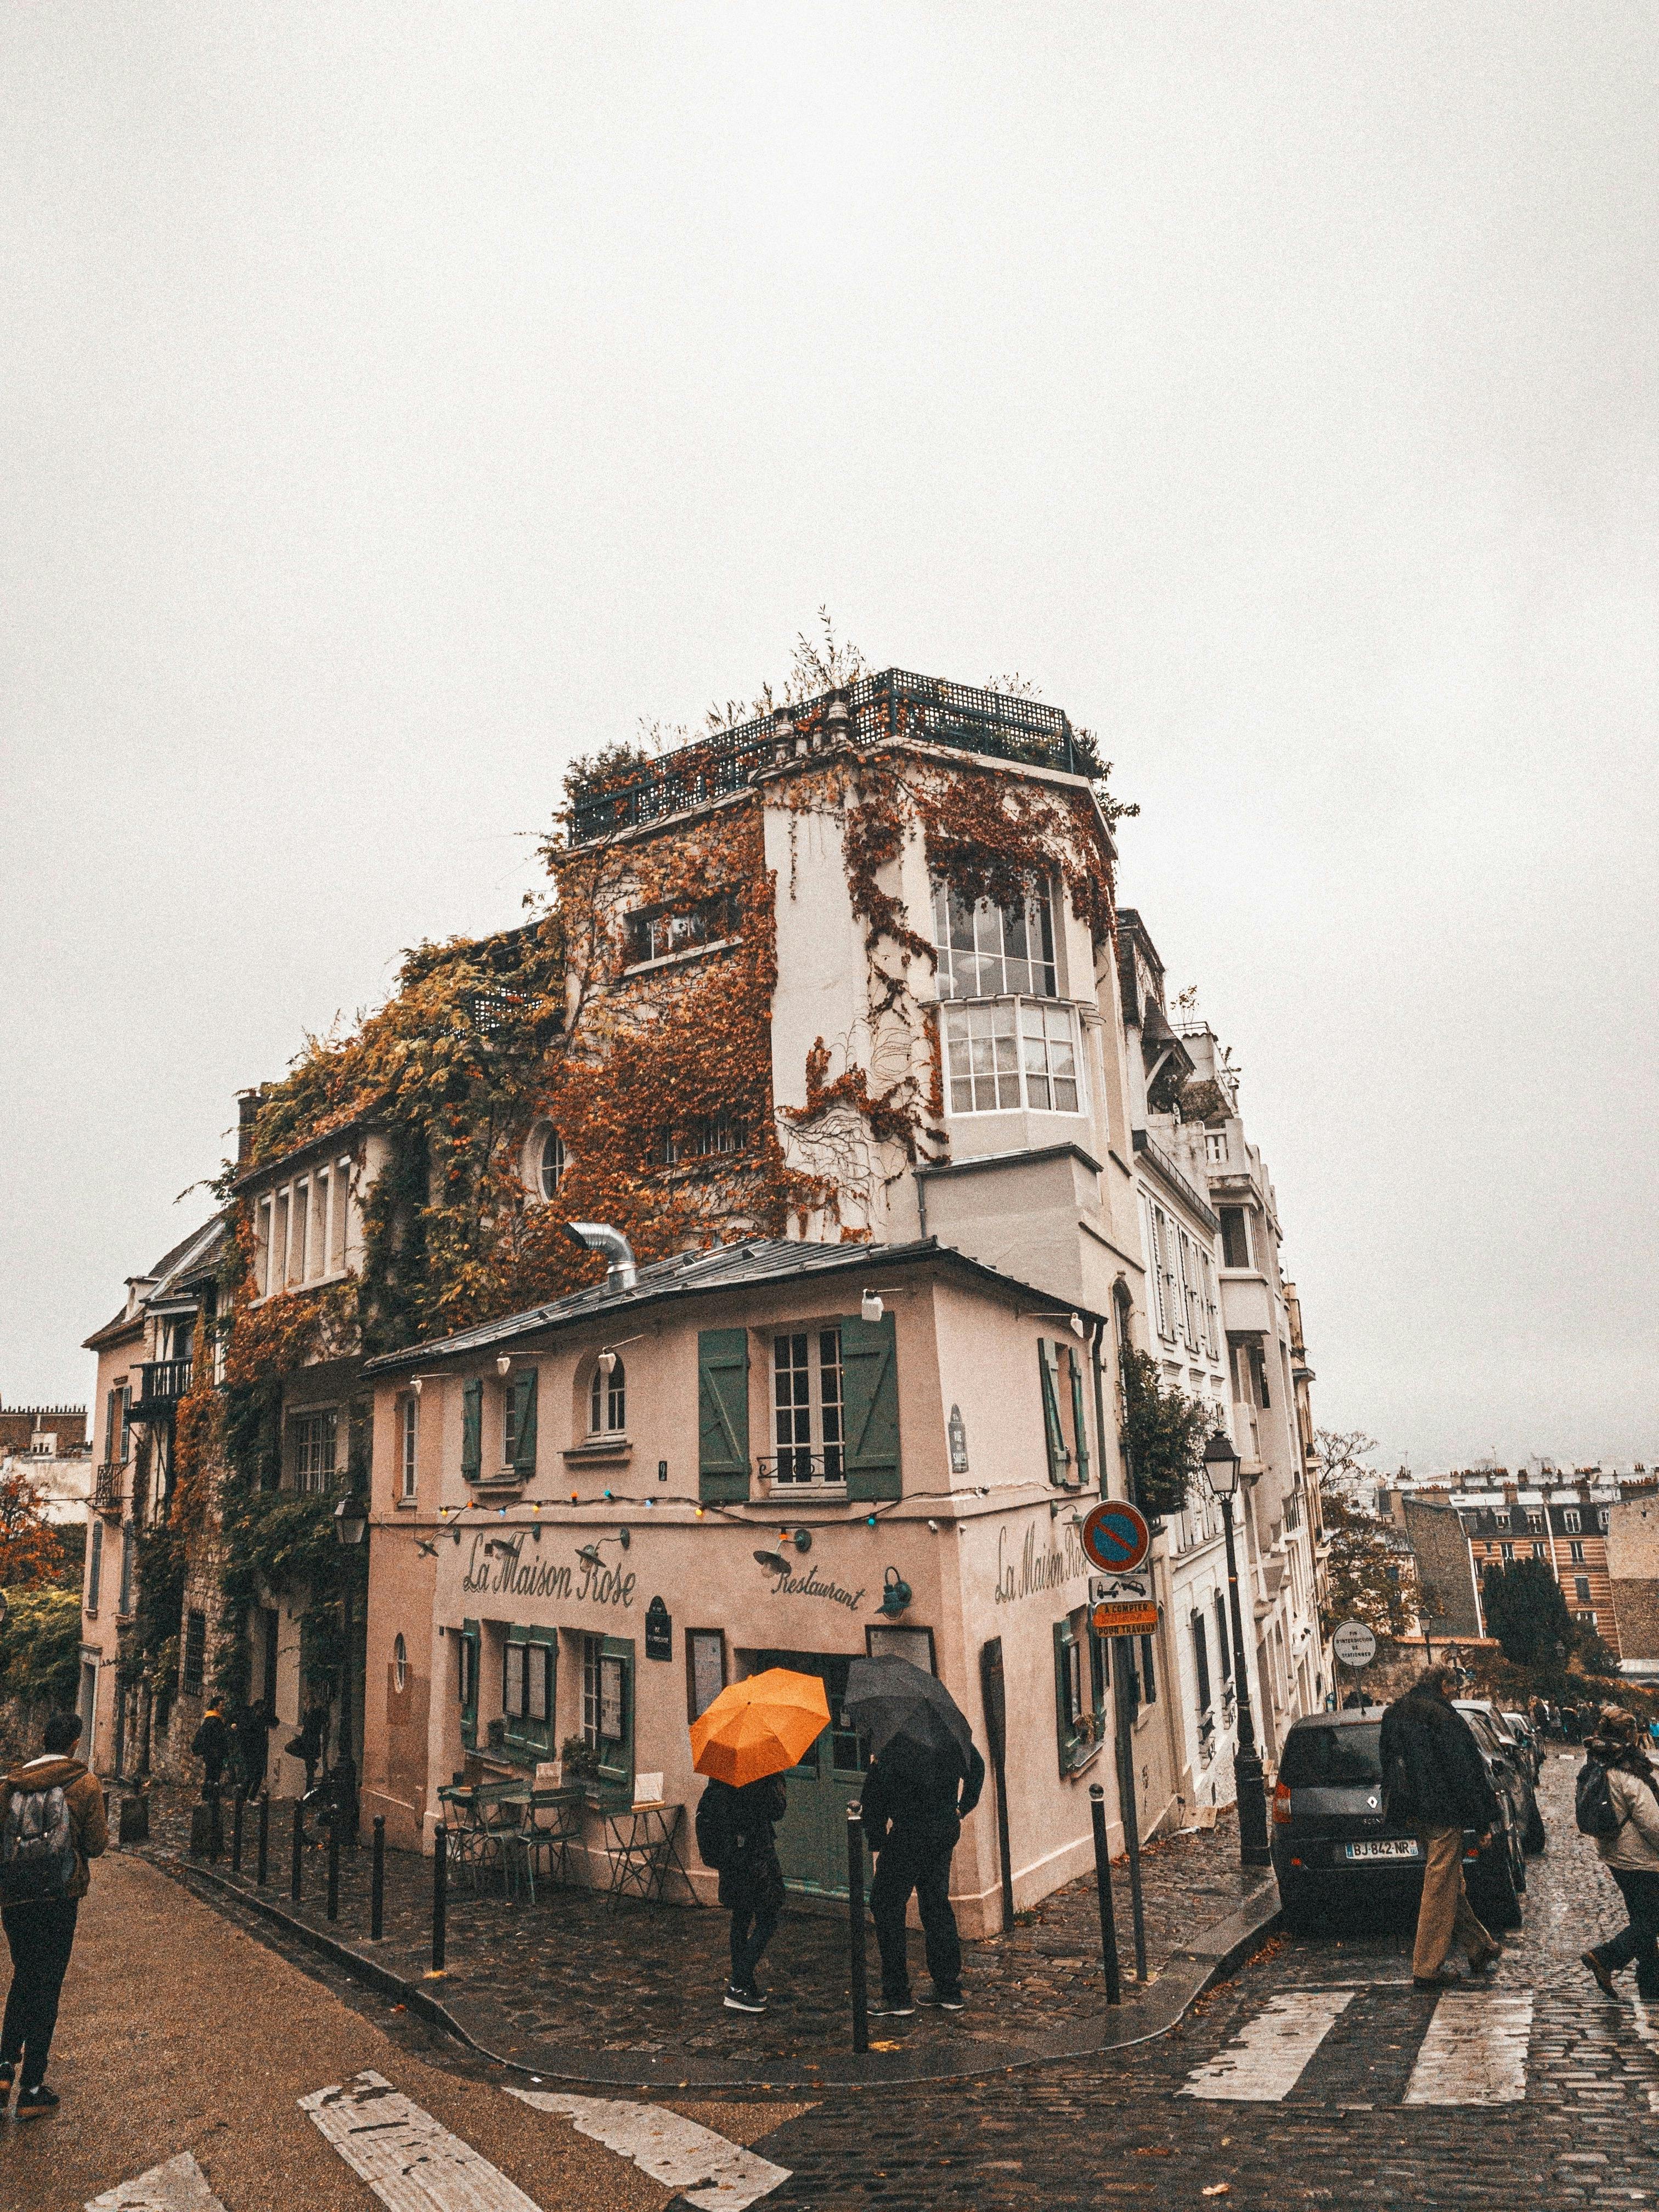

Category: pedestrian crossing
[84, 2071, 793, 2212]
[1181, 1983, 1545, 2107]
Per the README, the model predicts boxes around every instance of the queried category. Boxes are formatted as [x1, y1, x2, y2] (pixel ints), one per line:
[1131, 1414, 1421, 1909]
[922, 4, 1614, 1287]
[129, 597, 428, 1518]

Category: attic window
[624, 894, 740, 969]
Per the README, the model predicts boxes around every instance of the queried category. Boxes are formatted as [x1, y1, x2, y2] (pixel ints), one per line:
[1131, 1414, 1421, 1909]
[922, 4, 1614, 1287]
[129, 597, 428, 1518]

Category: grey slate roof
[362, 1234, 1102, 1375]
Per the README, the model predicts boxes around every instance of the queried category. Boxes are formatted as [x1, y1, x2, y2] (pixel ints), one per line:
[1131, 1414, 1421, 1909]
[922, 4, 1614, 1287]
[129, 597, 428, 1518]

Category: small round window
[538, 1127, 566, 1200]
[393, 1633, 408, 1692]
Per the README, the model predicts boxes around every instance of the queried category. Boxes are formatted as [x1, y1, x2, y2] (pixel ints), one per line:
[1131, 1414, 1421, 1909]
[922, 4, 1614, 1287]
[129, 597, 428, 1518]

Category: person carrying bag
[1578, 1705, 1659, 2000]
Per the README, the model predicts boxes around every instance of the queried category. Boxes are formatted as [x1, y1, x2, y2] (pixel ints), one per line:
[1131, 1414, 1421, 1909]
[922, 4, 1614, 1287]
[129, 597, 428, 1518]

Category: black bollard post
[431, 1822, 448, 1973]
[1089, 1783, 1122, 2006]
[208, 1786, 223, 1863]
[847, 1802, 868, 2056]
[371, 1815, 386, 1941]
[291, 1799, 304, 1905]
[257, 1791, 270, 1885]
[327, 1818, 341, 1922]
[231, 1789, 245, 1874]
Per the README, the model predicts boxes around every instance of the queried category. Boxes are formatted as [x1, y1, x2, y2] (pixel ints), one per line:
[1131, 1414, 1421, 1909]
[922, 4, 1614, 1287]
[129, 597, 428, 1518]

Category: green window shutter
[1068, 1347, 1091, 1491]
[698, 1329, 751, 1502]
[511, 1370, 538, 1476]
[1053, 1617, 1077, 1773]
[1039, 1341, 1068, 1485]
[842, 1311, 901, 1502]
[460, 1617, 480, 1749]
[461, 1379, 482, 1483]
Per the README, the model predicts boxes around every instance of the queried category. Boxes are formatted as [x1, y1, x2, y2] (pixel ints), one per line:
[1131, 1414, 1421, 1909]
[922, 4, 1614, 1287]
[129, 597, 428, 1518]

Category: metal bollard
[257, 1791, 270, 1885]
[327, 1819, 341, 1922]
[847, 1802, 868, 2055]
[291, 1799, 304, 1905]
[208, 1786, 223, 1863]
[231, 1789, 245, 1874]
[431, 1823, 447, 1973]
[1089, 1783, 1122, 2006]
[371, 1815, 386, 1942]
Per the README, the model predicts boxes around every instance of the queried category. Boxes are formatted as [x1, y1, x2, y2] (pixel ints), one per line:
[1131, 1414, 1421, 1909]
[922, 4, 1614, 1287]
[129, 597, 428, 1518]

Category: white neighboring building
[0, 1403, 92, 1526]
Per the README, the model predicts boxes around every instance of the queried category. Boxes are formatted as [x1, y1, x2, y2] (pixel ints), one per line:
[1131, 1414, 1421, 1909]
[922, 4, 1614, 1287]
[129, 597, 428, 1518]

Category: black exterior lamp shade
[1202, 1430, 1242, 1500]
[334, 1494, 369, 1546]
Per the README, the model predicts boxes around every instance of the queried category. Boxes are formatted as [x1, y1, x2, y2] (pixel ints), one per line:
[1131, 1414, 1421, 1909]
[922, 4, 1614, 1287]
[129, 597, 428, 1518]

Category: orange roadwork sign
[1093, 1601, 1159, 1636]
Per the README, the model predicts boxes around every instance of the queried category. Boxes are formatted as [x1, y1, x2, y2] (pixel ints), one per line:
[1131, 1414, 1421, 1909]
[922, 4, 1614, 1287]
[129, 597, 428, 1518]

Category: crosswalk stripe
[1402, 1993, 1533, 2106]
[300, 2070, 541, 2212]
[1179, 1989, 1356, 2101]
[86, 2151, 230, 2212]
[506, 2087, 791, 2211]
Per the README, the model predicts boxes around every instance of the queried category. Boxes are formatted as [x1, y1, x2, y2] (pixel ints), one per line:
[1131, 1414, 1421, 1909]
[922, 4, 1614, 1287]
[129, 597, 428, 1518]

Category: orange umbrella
[690, 1667, 831, 1787]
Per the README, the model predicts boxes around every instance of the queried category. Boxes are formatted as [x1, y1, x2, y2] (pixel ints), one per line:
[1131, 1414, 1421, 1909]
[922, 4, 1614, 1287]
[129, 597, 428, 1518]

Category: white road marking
[1630, 1996, 1659, 2113]
[300, 2070, 541, 2212]
[86, 2151, 230, 2211]
[506, 2087, 792, 2211]
[1402, 1993, 1533, 2106]
[1179, 1989, 1356, 2101]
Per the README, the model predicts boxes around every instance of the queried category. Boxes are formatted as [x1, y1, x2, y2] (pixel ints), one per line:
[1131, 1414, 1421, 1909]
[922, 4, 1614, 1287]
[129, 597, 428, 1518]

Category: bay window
[933, 878, 1084, 1118]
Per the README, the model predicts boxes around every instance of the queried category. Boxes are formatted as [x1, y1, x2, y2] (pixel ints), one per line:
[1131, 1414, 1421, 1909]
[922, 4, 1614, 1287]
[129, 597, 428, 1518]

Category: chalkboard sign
[645, 1595, 672, 1661]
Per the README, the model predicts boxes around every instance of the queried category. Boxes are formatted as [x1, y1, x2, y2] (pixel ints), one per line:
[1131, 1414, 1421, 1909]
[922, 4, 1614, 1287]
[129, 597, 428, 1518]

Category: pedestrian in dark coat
[0, 1711, 109, 2120]
[190, 1703, 230, 1796]
[862, 1737, 986, 2016]
[1579, 1707, 1659, 2001]
[1380, 1666, 1502, 1990]
[234, 1700, 276, 1796]
[695, 1775, 787, 2013]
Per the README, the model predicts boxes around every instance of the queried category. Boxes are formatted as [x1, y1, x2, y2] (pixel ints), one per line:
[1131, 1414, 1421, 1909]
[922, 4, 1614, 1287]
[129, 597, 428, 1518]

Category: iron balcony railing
[1132, 1127, 1221, 1233]
[132, 1358, 192, 1415]
[93, 1463, 126, 1515]
[758, 1452, 847, 1486]
[568, 669, 1096, 847]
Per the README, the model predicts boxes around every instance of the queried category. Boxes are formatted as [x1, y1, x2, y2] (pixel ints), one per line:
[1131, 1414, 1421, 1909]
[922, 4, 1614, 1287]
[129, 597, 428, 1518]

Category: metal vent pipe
[563, 1221, 638, 1293]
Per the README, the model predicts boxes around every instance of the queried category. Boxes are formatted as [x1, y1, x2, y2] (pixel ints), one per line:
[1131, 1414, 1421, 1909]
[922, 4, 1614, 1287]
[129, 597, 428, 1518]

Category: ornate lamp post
[332, 1491, 368, 1843]
[1203, 1429, 1271, 1869]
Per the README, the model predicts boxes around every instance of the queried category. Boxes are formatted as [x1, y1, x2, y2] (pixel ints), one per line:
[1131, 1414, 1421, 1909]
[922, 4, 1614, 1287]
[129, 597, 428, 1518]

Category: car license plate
[1345, 1838, 1420, 1862]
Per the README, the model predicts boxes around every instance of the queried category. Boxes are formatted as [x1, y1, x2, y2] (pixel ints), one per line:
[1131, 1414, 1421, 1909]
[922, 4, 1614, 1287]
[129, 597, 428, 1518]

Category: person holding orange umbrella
[691, 1668, 830, 2015]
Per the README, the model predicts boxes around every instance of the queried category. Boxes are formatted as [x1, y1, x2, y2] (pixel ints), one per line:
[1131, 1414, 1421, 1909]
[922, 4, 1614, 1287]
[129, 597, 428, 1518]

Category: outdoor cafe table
[596, 1799, 687, 1914]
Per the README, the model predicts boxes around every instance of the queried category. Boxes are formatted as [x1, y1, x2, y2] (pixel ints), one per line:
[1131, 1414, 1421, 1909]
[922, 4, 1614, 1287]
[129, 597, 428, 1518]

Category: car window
[1279, 1723, 1383, 1787]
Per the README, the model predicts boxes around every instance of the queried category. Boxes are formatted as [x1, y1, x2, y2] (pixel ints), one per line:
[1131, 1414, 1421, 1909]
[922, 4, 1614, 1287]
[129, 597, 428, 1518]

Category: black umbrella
[843, 1656, 973, 1765]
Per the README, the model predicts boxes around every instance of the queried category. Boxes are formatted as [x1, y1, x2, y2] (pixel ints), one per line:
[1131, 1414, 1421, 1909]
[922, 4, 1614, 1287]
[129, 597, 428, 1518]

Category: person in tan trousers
[1379, 1666, 1503, 1990]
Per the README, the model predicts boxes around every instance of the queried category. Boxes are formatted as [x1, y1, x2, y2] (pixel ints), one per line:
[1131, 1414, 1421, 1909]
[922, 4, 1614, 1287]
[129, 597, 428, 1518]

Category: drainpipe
[1090, 1318, 1114, 1503]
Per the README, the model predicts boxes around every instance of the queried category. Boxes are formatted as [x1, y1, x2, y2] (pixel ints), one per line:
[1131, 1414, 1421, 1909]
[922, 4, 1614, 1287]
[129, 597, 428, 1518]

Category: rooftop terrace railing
[567, 669, 1093, 847]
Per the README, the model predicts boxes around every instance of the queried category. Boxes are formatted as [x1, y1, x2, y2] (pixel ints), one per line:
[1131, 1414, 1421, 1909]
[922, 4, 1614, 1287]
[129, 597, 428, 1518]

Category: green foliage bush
[1119, 1348, 1212, 1517]
[0, 1585, 82, 1712]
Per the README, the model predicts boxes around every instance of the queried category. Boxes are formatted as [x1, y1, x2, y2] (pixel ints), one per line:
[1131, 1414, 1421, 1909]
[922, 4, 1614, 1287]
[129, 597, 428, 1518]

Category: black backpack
[0, 1782, 76, 1906]
[695, 1782, 735, 1873]
[1576, 1758, 1624, 1839]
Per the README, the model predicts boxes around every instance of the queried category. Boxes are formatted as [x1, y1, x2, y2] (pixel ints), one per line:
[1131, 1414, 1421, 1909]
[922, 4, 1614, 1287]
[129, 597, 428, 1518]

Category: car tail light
[1273, 1781, 1293, 1826]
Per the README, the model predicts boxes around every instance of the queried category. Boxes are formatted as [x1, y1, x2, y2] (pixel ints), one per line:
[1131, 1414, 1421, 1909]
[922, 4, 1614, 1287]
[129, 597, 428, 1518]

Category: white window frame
[932, 879, 1060, 1001]
[941, 997, 1085, 1118]
[589, 1356, 626, 1437]
[291, 1408, 338, 1493]
[400, 1395, 418, 1500]
[769, 1327, 846, 1487]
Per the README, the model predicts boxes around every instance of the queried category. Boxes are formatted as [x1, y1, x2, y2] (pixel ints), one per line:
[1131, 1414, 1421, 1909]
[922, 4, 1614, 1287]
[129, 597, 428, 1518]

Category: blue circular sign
[1080, 1500, 1152, 1575]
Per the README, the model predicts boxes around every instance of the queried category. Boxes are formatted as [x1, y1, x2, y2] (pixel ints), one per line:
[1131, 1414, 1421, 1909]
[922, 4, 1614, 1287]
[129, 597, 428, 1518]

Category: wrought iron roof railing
[567, 669, 1092, 848]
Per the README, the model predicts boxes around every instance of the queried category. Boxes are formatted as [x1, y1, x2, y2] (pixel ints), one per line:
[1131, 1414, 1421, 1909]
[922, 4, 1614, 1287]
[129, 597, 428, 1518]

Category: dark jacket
[861, 1740, 986, 1856]
[696, 1776, 787, 1912]
[1379, 1683, 1499, 1832]
[2, 1755, 109, 1902]
[191, 1712, 230, 1780]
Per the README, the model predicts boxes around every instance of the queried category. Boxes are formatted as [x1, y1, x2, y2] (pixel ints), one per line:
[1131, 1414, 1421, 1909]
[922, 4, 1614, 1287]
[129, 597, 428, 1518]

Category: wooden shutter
[87, 1519, 103, 1612]
[1039, 1340, 1068, 1485]
[1053, 1617, 1078, 1772]
[511, 1369, 538, 1476]
[1067, 1347, 1091, 1491]
[697, 1329, 751, 1502]
[461, 1379, 482, 1483]
[842, 1311, 901, 1501]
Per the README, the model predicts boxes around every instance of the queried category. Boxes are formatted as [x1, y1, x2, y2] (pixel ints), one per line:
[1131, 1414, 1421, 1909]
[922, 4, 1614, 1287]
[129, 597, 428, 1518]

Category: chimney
[236, 1088, 261, 1164]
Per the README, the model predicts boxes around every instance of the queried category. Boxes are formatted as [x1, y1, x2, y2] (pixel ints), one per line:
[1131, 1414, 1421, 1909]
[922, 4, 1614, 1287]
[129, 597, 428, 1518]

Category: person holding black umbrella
[847, 1656, 985, 2017]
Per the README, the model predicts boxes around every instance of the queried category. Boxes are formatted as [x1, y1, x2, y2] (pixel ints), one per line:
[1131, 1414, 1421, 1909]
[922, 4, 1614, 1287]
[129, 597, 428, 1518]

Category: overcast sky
[3, 6, 1654, 1473]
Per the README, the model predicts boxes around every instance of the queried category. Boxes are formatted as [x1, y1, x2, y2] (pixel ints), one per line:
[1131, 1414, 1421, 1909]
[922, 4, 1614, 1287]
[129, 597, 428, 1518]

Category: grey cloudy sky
[3, 5, 1654, 1472]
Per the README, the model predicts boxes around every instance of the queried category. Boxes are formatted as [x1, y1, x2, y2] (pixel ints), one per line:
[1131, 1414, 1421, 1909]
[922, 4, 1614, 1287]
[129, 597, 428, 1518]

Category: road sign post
[1333, 1619, 1379, 1708]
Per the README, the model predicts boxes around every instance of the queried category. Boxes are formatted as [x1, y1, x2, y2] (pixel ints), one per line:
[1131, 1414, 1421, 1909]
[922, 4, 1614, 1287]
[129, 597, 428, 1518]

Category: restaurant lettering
[460, 1533, 636, 1610]
[994, 1519, 1087, 1605]
[763, 1563, 865, 1612]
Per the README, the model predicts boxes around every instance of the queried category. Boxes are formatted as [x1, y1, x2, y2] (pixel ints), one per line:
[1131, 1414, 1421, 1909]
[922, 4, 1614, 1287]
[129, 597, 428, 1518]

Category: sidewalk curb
[154, 1849, 1280, 2093]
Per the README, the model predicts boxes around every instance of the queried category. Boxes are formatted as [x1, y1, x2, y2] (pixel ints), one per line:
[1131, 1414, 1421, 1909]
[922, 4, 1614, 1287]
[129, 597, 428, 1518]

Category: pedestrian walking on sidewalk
[191, 1701, 230, 1797]
[1379, 1664, 1503, 1991]
[862, 1736, 985, 2017]
[0, 1711, 110, 2120]
[1577, 1706, 1659, 2000]
[695, 1774, 787, 2014]
[234, 1699, 276, 1797]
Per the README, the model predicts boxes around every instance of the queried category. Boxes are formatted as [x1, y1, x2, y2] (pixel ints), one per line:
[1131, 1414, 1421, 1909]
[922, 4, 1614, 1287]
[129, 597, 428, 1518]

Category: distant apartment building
[0, 1400, 91, 1525]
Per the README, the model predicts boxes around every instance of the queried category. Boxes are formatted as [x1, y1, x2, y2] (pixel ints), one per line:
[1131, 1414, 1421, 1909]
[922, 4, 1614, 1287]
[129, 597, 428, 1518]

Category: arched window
[393, 1633, 408, 1692]
[590, 1355, 626, 1436]
[539, 1127, 566, 1199]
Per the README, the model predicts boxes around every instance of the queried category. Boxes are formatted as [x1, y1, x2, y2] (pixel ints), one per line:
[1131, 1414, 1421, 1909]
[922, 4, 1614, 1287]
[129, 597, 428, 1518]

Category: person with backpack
[191, 1701, 230, 1796]
[861, 1735, 986, 2017]
[0, 1709, 109, 2119]
[694, 1773, 788, 2014]
[1578, 1706, 1659, 2000]
[1379, 1664, 1503, 1991]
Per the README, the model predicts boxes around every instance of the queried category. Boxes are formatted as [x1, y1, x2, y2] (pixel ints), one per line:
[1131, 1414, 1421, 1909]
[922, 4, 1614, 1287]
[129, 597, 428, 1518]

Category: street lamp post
[1203, 1430, 1272, 1869]
[332, 1492, 368, 1844]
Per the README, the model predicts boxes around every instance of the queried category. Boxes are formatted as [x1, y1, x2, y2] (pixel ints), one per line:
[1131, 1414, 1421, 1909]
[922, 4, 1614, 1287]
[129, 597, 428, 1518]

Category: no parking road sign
[1080, 1499, 1152, 1577]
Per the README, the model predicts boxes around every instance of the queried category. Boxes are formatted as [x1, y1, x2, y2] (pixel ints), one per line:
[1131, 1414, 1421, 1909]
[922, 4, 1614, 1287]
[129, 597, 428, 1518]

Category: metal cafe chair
[502, 1785, 584, 1904]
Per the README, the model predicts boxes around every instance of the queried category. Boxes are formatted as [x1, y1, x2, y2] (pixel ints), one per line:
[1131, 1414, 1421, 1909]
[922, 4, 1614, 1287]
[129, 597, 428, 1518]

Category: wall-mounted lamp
[496, 1355, 512, 1378]
[754, 1548, 789, 1576]
[410, 1377, 424, 1399]
[878, 1567, 912, 1617]
[861, 1290, 884, 1324]
[598, 1348, 617, 1379]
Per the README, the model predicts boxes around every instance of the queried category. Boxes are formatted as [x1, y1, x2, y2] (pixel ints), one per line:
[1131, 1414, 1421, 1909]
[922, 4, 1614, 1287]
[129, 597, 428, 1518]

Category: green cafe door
[753, 1650, 870, 1900]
